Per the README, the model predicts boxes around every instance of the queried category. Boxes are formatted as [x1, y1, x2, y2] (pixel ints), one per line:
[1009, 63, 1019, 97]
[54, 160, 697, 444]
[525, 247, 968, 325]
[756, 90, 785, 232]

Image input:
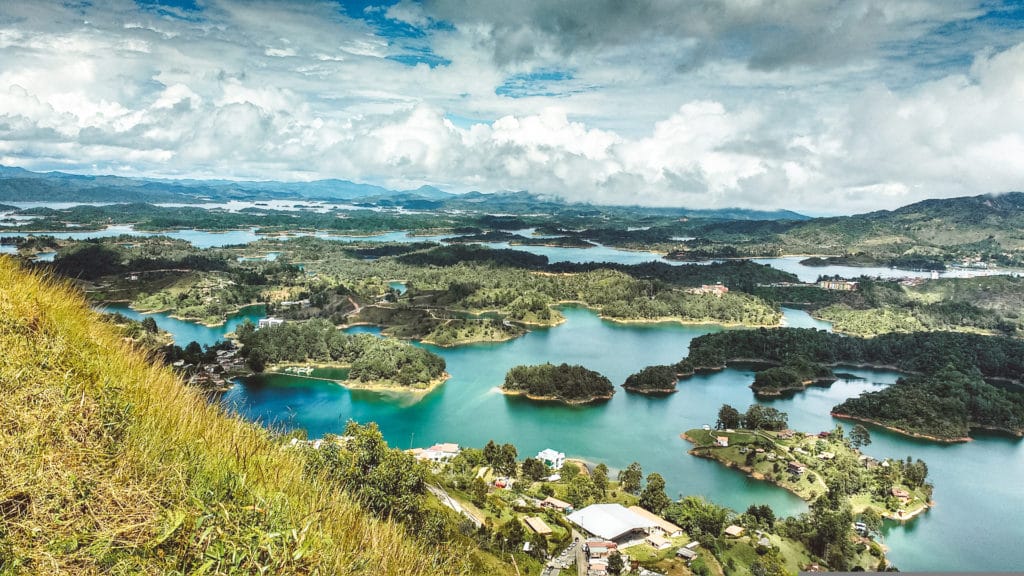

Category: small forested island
[833, 365, 1024, 441]
[751, 359, 836, 398]
[684, 408, 933, 521]
[236, 319, 448, 392]
[622, 364, 681, 394]
[661, 328, 1024, 440]
[501, 363, 614, 404]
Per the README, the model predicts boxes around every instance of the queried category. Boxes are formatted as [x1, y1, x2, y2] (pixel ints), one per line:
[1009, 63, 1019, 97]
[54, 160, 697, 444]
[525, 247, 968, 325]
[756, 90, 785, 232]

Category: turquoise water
[98, 303, 266, 347]
[388, 281, 408, 295]
[219, 306, 1024, 570]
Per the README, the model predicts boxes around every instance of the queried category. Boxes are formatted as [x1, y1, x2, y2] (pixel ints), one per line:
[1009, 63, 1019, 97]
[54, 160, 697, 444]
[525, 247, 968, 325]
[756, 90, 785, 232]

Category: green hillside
[0, 256, 490, 575]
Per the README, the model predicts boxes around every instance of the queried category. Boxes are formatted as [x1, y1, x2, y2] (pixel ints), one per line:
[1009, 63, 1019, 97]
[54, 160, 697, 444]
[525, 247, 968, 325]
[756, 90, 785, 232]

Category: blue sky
[0, 0, 1022, 212]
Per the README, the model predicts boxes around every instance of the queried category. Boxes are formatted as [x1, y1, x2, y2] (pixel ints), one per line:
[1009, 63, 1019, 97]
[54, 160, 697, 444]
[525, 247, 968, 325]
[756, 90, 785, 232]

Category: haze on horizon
[1, 0, 1023, 214]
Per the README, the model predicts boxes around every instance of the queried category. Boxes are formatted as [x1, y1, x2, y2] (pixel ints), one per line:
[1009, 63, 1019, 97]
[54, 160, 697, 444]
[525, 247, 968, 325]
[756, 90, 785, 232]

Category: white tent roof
[568, 504, 655, 541]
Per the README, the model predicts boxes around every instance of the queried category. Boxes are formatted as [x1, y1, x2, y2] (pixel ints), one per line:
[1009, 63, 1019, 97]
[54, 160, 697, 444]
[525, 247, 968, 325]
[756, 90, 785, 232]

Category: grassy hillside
[0, 256, 484, 575]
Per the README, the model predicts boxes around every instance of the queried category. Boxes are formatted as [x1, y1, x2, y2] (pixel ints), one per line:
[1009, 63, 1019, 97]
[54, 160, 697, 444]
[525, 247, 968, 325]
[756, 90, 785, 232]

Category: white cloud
[0, 1, 1021, 213]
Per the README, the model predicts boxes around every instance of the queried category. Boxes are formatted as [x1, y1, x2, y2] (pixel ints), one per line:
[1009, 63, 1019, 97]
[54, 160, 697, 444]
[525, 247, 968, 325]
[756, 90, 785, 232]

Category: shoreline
[830, 412, 973, 443]
[266, 362, 450, 396]
[499, 388, 614, 405]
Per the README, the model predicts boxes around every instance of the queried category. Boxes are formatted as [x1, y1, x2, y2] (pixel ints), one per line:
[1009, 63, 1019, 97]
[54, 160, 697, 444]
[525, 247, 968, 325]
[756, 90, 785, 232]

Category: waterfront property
[536, 448, 566, 470]
[257, 317, 285, 329]
[411, 442, 460, 463]
[724, 525, 745, 538]
[627, 506, 683, 537]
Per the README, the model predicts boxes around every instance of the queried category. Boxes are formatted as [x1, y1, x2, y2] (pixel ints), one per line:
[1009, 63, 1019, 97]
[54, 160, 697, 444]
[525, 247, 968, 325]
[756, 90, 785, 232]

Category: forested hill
[0, 257, 494, 575]
[674, 328, 1024, 440]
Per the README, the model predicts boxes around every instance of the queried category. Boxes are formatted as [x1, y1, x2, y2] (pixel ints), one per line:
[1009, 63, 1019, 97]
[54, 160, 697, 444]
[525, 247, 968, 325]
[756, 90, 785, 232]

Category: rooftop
[568, 503, 655, 541]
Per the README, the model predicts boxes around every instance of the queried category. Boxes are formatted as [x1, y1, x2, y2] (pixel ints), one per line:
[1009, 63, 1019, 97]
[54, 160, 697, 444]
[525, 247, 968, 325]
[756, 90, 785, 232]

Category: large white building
[536, 448, 565, 470]
[257, 317, 285, 329]
[568, 503, 656, 542]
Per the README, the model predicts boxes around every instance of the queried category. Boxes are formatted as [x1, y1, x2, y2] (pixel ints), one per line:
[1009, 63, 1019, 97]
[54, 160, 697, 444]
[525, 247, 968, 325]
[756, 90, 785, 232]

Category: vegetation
[502, 363, 615, 403]
[671, 328, 1024, 439]
[751, 359, 835, 398]
[622, 364, 680, 394]
[236, 319, 447, 389]
[0, 257, 489, 575]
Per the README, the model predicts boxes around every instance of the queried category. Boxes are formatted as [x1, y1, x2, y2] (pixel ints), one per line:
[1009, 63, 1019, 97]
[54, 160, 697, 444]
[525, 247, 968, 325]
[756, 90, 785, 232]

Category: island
[683, 419, 933, 522]
[750, 359, 836, 398]
[646, 327, 1024, 441]
[622, 364, 680, 394]
[501, 363, 614, 404]
[235, 318, 449, 393]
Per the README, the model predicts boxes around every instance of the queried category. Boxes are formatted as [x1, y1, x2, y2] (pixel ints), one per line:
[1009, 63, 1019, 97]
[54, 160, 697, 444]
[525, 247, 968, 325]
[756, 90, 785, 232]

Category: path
[426, 484, 483, 528]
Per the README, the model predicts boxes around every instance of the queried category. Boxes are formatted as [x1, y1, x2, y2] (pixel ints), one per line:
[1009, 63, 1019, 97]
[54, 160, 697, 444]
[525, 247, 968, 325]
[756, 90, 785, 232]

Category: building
[777, 429, 796, 439]
[257, 317, 284, 329]
[523, 516, 553, 536]
[412, 442, 460, 463]
[724, 525, 745, 538]
[818, 280, 858, 291]
[536, 448, 566, 470]
[585, 539, 618, 559]
[568, 504, 656, 543]
[627, 506, 684, 537]
[645, 533, 671, 550]
[676, 547, 697, 561]
[540, 496, 573, 513]
[688, 283, 729, 296]
[891, 487, 911, 501]
[715, 436, 729, 447]
[788, 461, 807, 475]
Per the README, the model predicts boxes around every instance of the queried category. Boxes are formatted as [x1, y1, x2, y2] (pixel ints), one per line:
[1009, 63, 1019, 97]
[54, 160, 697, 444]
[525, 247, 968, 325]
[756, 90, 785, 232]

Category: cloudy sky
[1, 1, 1023, 213]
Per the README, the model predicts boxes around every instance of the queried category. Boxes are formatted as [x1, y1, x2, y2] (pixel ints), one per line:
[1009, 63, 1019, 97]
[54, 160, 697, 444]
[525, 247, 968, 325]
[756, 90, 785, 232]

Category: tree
[850, 424, 872, 449]
[717, 404, 742, 429]
[470, 477, 488, 507]
[483, 440, 500, 466]
[618, 462, 643, 495]
[522, 457, 548, 481]
[141, 316, 159, 333]
[592, 463, 609, 496]
[861, 508, 883, 535]
[566, 475, 598, 509]
[607, 551, 624, 575]
[639, 473, 670, 515]
[496, 443, 518, 477]
[744, 404, 789, 431]
[561, 461, 581, 481]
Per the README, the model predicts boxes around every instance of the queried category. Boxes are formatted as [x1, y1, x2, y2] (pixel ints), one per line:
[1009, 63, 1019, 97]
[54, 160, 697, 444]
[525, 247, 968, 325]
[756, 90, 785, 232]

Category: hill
[0, 256, 488, 575]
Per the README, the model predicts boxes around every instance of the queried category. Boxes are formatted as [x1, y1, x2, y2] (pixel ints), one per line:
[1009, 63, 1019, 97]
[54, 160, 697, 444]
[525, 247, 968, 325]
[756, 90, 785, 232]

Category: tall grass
[0, 256, 483, 575]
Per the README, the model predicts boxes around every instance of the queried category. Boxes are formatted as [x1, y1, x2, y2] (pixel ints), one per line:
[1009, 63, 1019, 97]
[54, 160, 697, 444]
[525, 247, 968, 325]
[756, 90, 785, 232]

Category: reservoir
[216, 305, 1022, 571]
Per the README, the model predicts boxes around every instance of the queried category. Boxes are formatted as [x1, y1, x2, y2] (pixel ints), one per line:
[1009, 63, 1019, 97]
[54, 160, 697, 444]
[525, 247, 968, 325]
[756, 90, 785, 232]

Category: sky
[1, 1, 1023, 213]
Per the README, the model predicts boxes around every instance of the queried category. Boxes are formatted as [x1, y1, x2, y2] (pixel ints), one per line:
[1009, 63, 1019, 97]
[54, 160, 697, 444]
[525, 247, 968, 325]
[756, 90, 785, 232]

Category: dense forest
[502, 363, 615, 403]
[833, 366, 1024, 440]
[751, 359, 836, 398]
[622, 364, 680, 393]
[236, 319, 446, 388]
[672, 328, 1024, 438]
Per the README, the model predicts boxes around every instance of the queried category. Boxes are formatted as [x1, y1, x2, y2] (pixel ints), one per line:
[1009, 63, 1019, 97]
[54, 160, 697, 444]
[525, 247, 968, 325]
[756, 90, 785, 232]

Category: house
[536, 448, 566, 470]
[645, 533, 671, 550]
[724, 525, 745, 538]
[818, 280, 858, 291]
[676, 547, 697, 561]
[818, 451, 836, 460]
[757, 537, 771, 548]
[891, 487, 911, 500]
[715, 436, 729, 447]
[257, 317, 284, 329]
[585, 539, 619, 559]
[540, 496, 573, 513]
[688, 283, 730, 297]
[413, 443, 460, 463]
[788, 461, 807, 475]
[627, 506, 684, 537]
[778, 429, 796, 439]
[568, 504, 655, 543]
[523, 516, 553, 536]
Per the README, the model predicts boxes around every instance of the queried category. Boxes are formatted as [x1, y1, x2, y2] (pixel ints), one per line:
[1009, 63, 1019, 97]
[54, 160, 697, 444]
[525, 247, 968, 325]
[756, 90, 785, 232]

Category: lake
[218, 305, 1023, 571]
[98, 303, 266, 347]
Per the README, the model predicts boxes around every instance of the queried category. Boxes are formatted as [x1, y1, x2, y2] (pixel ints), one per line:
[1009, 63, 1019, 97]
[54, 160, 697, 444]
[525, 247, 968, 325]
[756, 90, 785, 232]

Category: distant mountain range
[0, 165, 807, 220]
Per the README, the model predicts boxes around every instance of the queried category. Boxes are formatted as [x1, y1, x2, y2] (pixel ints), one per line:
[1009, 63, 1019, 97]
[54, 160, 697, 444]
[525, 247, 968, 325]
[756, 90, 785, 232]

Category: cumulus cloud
[0, 0, 1022, 213]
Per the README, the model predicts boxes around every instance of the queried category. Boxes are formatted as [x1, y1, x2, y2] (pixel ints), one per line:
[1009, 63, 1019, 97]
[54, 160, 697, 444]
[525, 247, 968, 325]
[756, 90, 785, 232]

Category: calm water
[219, 306, 1023, 571]
[98, 303, 266, 347]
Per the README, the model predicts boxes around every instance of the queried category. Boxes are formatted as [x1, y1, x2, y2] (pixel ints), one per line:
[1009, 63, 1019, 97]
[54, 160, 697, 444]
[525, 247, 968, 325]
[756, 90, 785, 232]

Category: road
[426, 484, 483, 528]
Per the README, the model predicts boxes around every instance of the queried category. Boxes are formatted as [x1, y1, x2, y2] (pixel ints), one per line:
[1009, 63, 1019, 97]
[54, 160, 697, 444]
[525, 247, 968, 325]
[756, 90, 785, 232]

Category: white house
[536, 448, 565, 470]
[257, 317, 284, 330]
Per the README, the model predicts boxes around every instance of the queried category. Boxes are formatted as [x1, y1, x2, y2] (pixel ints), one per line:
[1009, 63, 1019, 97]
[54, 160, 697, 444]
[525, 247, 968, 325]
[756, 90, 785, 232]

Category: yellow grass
[0, 256, 486, 575]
